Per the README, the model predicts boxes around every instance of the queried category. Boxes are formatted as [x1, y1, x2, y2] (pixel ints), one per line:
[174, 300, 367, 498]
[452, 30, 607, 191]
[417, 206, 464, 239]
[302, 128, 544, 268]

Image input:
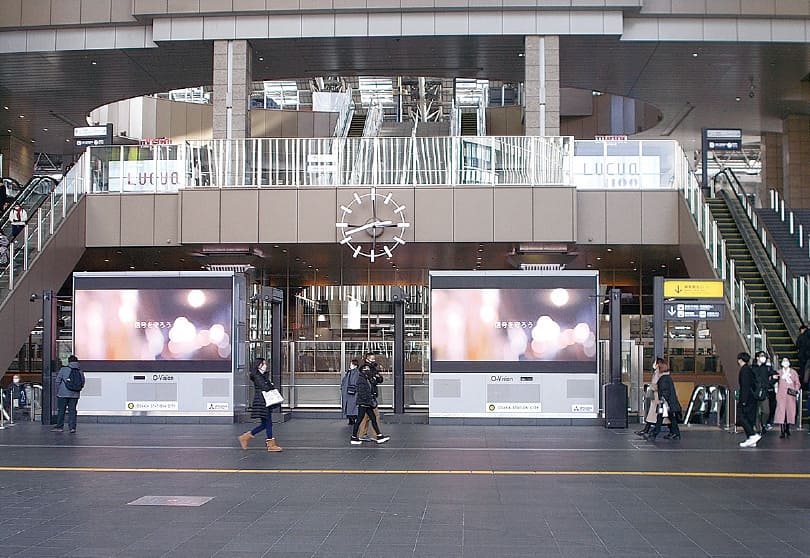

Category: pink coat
[773, 368, 800, 425]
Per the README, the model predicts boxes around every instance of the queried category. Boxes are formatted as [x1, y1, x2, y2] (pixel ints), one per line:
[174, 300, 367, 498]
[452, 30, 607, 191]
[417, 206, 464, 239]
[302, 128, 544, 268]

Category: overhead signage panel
[663, 279, 724, 299]
[664, 302, 725, 321]
[704, 128, 742, 151]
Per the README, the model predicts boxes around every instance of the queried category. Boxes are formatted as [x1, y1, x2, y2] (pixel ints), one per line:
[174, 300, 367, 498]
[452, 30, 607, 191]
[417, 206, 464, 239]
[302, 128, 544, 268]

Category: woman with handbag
[637, 357, 663, 437]
[647, 360, 682, 441]
[773, 357, 800, 439]
[238, 358, 283, 452]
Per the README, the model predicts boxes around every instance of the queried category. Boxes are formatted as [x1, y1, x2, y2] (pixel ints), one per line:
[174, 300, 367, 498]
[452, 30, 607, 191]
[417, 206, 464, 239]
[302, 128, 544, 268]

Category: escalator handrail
[714, 168, 805, 339]
[0, 176, 57, 232]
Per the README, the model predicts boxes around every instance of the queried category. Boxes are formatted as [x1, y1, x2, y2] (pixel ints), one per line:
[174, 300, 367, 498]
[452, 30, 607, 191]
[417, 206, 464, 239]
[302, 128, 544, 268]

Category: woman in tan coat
[636, 357, 665, 436]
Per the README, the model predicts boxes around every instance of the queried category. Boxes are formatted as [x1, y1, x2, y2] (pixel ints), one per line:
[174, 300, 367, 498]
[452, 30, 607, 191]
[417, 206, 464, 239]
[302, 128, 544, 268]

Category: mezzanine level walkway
[0, 421, 808, 557]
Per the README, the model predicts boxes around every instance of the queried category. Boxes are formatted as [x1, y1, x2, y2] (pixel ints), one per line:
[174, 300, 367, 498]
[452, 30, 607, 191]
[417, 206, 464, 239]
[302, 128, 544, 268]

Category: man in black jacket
[350, 366, 389, 445]
[737, 352, 761, 448]
[356, 353, 384, 441]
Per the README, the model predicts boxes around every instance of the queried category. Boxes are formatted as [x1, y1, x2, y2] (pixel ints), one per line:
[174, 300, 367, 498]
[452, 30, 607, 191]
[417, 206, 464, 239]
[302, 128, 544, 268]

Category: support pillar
[213, 40, 252, 141]
[782, 115, 810, 207]
[524, 35, 560, 137]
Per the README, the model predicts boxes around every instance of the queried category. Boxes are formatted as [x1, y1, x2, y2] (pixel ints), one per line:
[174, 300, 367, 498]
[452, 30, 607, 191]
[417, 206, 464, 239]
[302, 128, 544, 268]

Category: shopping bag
[262, 389, 284, 407]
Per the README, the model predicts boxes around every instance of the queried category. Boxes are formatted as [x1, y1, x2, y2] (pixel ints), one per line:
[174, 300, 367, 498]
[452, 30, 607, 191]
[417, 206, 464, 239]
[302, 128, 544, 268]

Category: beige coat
[644, 370, 670, 424]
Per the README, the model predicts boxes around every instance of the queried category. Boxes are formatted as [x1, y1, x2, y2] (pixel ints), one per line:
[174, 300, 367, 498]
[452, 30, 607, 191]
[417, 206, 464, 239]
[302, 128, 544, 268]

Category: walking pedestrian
[238, 357, 282, 452]
[636, 357, 663, 437]
[9, 203, 26, 240]
[753, 351, 774, 435]
[646, 360, 682, 440]
[774, 357, 801, 439]
[356, 352, 384, 441]
[737, 352, 761, 448]
[340, 358, 360, 425]
[350, 365, 389, 445]
[51, 355, 84, 433]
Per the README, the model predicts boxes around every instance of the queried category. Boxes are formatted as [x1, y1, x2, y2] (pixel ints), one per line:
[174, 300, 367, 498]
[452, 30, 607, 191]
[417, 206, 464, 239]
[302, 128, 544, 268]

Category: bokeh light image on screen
[431, 288, 596, 363]
[74, 289, 233, 361]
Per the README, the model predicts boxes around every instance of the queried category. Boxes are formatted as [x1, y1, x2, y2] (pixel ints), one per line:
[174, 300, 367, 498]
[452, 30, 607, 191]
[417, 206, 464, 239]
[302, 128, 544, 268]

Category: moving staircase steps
[460, 112, 477, 136]
[705, 197, 798, 362]
[347, 113, 366, 137]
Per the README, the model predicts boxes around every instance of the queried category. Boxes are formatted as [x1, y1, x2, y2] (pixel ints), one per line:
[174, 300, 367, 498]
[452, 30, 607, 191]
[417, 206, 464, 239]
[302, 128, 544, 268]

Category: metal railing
[89, 136, 574, 190]
[677, 149, 767, 355]
[683, 384, 729, 428]
[332, 89, 354, 137]
[0, 156, 88, 302]
[362, 102, 384, 138]
[765, 188, 810, 325]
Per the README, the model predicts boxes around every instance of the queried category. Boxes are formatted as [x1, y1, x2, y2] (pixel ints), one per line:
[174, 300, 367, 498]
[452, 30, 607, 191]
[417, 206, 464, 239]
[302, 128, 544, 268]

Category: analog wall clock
[336, 187, 410, 262]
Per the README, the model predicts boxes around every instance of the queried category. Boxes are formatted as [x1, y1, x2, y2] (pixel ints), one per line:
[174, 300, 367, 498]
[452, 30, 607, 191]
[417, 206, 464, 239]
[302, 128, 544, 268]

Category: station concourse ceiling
[0, 34, 799, 295]
[0, 36, 809, 154]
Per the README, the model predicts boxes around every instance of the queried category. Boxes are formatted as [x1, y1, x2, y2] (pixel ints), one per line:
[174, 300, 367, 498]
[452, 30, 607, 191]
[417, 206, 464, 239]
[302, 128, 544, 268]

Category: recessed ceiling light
[6, 129, 11, 133]
[675, 257, 681, 261]
[129, 266, 135, 269]
[42, 128, 47, 131]
[692, 52, 698, 58]
[630, 260, 635, 264]
[3, 106, 8, 110]
[103, 259, 110, 262]
[735, 96, 741, 102]
[517, 53, 524, 57]
[596, 257, 601, 261]
[586, 264, 592, 268]
[91, 61, 97, 65]
[633, 268, 638, 271]
[606, 248, 612, 252]
[18, 115, 23, 118]
[258, 56, 264, 61]
[477, 248, 483, 252]
[661, 264, 667, 268]
[30, 139, 35, 143]
[65, 138, 70, 142]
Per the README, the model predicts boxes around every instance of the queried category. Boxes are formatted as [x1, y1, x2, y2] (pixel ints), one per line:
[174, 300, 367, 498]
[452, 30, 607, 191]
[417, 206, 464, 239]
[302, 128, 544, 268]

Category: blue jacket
[55, 362, 83, 398]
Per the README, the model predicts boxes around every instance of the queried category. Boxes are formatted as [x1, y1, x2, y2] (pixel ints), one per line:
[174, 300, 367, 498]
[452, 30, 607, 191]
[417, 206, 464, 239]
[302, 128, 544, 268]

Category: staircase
[347, 113, 366, 137]
[706, 196, 796, 362]
[460, 111, 477, 136]
[754, 209, 810, 277]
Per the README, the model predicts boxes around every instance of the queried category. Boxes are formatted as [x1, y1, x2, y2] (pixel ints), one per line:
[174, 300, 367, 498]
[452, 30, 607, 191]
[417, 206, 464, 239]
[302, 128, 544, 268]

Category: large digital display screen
[73, 274, 234, 372]
[430, 272, 598, 373]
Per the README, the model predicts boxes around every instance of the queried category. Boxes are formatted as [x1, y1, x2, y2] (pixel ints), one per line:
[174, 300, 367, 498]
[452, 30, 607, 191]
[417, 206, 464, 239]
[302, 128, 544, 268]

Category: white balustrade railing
[88, 136, 574, 190]
[0, 151, 89, 299]
[677, 149, 766, 355]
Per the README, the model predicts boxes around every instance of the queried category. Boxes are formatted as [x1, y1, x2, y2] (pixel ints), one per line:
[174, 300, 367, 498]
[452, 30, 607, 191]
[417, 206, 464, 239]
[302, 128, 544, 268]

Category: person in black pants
[647, 361, 682, 440]
[350, 367, 389, 445]
[737, 352, 761, 448]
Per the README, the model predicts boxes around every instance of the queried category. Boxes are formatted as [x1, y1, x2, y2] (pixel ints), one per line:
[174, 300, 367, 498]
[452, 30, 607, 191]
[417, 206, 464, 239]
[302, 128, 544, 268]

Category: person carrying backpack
[51, 355, 84, 433]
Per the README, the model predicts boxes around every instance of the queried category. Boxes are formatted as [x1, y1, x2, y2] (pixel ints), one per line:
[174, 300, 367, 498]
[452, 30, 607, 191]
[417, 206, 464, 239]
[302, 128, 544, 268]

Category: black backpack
[64, 367, 85, 392]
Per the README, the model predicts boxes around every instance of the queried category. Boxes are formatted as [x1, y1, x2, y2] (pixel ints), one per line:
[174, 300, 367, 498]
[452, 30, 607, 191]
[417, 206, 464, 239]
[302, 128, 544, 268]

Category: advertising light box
[74, 273, 235, 373]
[429, 271, 600, 420]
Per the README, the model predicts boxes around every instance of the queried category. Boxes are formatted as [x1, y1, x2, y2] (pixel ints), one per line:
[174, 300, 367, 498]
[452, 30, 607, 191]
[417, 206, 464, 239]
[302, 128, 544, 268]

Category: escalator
[460, 111, 477, 136]
[705, 194, 797, 362]
[0, 164, 88, 377]
[1, 176, 58, 224]
[347, 112, 366, 137]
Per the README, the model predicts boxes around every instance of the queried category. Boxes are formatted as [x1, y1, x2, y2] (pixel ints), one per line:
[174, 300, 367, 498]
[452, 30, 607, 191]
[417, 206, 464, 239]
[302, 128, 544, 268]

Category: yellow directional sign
[663, 279, 723, 299]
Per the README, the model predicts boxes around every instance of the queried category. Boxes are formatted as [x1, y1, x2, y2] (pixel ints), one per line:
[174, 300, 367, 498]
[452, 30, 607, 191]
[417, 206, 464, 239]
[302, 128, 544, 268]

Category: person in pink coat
[773, 357, 801, 439]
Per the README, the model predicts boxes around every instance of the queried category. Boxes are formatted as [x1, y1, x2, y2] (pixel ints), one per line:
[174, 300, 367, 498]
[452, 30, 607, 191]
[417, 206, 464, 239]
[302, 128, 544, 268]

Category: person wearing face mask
[355, 353, 384, 441]
[773, 357, 801, 439]
[736, 352, 761, 448]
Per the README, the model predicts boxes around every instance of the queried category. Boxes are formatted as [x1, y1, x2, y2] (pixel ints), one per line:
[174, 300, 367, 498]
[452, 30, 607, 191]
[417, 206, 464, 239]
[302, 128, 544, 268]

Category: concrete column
[213, 40, 252, 140]
[524, 35, 560, 137]
[782, 115, 810, 207]
[0, 134, 36, 183]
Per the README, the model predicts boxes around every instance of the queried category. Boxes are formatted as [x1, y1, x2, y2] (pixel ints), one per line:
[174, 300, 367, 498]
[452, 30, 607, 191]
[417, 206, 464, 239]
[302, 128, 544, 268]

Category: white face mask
[12, 376, 19, 385]
[758, 356, 766, 364]
[782, 360, 790, 369]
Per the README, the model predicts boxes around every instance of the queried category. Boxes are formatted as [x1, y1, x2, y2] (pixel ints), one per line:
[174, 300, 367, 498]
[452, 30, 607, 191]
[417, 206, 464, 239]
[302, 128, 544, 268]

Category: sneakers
[69, 429, 76, 433]
[376, 435, 390, 444]
[50, 427, 63, 432]
[350, 436, 362, 445]
[739, 434, 762, 448]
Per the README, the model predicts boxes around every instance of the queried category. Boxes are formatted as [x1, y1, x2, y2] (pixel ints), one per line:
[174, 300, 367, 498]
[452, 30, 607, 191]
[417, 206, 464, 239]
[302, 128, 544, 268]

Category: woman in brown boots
[238, 358, 282, 452]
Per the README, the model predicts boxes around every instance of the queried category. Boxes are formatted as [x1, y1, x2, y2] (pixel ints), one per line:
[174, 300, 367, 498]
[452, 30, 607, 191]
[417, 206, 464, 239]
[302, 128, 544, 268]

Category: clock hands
[343, 220, 394, 236]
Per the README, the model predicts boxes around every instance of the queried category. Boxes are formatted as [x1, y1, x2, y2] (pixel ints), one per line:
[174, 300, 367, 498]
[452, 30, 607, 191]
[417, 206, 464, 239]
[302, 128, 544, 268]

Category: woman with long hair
[773, 357, 800, 439]
[238, 357, 282, 452]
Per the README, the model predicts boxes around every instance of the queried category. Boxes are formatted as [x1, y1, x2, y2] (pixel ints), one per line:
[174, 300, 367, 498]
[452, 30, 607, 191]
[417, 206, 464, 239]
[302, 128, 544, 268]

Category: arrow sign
[664, 302, 725, 321]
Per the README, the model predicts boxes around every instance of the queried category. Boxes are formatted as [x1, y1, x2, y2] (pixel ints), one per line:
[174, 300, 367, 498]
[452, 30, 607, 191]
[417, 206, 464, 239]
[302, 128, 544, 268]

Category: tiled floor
[0, 420, 807, 557]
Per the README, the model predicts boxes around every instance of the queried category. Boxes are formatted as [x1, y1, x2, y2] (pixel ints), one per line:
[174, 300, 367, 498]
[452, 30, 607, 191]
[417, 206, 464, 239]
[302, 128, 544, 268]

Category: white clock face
[335, 187, 410, 262]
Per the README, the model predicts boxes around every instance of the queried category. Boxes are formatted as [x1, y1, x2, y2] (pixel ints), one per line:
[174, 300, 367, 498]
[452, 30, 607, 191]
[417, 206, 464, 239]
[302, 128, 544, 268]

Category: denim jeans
[250, 417, 272, 439]
[55, 397, 78, 430]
